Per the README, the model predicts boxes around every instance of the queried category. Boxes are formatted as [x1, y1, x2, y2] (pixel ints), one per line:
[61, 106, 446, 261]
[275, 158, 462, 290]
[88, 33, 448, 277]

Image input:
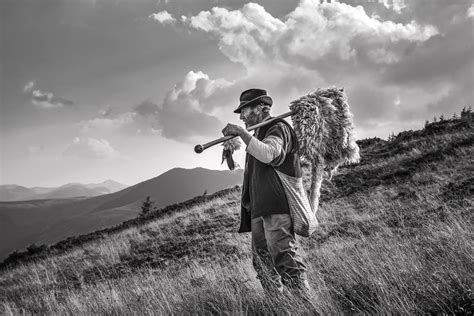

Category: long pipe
[194, 110, 294, 153]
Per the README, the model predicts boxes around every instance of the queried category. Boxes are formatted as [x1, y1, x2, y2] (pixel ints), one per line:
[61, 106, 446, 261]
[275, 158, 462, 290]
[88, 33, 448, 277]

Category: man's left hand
[222, 123, 245, 137]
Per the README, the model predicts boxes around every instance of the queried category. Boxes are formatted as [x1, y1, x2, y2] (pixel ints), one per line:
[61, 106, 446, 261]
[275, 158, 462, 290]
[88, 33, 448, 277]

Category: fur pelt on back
[289, 87, 360, 211]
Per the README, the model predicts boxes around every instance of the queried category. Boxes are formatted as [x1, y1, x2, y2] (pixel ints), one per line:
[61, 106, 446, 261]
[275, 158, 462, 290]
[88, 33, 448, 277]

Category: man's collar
[253, 115, 272, 135]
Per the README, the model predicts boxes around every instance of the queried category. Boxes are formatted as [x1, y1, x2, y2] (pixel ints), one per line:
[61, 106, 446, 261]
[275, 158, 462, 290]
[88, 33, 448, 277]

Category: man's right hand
[222, 123, 252, 145]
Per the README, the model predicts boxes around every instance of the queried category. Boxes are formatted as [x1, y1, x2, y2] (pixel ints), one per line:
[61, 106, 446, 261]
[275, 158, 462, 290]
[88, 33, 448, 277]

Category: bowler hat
[233, 88, 273, 113]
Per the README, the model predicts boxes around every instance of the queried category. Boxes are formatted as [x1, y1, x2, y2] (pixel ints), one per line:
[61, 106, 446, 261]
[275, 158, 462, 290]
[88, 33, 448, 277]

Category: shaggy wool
[289, 87, 360, 211]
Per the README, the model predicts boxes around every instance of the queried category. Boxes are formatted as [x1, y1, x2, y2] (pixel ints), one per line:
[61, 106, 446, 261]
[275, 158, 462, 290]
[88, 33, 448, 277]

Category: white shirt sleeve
[245, 135, 283, 164]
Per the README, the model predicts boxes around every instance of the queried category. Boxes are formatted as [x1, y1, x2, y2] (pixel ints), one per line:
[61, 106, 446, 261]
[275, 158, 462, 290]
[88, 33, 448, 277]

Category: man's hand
[222, 123, 245, 137]
[222, 123, 252, 145]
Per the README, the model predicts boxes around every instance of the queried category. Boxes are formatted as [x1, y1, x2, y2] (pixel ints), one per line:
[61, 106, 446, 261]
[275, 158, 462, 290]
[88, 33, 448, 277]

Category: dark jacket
[238, 118, 301, 233]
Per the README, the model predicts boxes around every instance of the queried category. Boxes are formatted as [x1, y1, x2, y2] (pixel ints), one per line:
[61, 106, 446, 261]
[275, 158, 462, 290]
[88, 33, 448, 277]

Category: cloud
[186, 1, 437, 68]
[381, 0, 406, 13]
[134, 100, 159, 116]
[402, 0, 472, 30]
[23, 81, 75, 108]
[154, 71, 234, 142]
[468, 4, 474, 18]
[78, 102, 161, 137]
[63, 137, 120, 159]
[79, 112, 137, 133]
[175, 1, 439, 134]
[77, 70, 234, 142]
[151, 1, 470, 139]
[99, 105, 113, 117]
[149, 10, 176, 24]
[23, 81, 35, 93]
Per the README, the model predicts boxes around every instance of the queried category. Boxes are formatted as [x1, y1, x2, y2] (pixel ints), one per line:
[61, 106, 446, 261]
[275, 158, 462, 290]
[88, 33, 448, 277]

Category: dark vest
[238, 118, 301, 233]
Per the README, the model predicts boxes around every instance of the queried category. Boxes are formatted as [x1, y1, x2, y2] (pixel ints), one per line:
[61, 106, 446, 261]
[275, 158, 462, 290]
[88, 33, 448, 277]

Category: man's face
[239, 105, 261, 128]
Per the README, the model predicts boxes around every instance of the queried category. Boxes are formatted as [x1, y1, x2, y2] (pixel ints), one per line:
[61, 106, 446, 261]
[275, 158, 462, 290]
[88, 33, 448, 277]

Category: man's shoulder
[265, 119, 293, 135]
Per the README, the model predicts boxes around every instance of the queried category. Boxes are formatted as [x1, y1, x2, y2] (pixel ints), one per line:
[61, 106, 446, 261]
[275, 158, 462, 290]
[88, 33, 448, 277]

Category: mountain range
[0, 167, 243, 261]
[0, 180, 128, 201]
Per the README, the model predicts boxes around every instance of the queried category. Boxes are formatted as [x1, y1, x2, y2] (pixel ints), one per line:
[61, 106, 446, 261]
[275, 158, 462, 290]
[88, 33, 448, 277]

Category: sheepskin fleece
[289, 87, 360, 210]
[290, 87, 359, 175]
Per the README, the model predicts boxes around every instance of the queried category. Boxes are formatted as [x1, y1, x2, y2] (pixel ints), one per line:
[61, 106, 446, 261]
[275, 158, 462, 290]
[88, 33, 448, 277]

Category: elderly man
[222, 88, 311, 300]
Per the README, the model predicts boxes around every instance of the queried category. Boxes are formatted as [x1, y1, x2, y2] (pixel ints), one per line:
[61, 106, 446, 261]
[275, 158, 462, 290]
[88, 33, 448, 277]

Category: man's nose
[239, 112, 245, 120]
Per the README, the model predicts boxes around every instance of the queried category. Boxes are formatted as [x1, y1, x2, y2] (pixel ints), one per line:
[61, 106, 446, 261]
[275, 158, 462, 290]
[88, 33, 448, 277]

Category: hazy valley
[0, 168, 243, 261]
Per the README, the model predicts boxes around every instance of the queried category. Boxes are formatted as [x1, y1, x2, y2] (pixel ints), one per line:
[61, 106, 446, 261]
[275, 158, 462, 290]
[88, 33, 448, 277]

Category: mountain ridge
[0, 179, 129, 201]
[0, 167, 244, 261]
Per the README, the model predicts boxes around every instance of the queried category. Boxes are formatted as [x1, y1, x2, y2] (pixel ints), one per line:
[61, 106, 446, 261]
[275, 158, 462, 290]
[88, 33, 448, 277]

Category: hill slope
[0, 168, 243, 261]
[0, 116, 472, 314]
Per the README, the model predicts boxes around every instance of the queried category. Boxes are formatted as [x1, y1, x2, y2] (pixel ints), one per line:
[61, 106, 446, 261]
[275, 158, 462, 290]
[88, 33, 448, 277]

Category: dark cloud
[24, 82, 75, 108]
[403, 0, 472, 31]
[134, 100, 159, 116]
[383, 20, 473, 87]
[152, 71, 227, 142]
[156, 104, 222, 142]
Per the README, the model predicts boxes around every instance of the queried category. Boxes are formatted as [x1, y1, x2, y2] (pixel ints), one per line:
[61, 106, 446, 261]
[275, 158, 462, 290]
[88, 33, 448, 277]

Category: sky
[1, 0, 473, 187]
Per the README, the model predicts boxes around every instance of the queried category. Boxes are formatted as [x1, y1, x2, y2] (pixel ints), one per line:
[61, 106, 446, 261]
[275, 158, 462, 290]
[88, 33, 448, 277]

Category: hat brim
[233, 95, 273, 113]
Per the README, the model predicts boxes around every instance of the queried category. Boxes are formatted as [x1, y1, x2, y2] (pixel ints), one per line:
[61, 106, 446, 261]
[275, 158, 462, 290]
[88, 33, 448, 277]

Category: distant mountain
[1, 180, 128, 201]
[0, 167, 243, 261]
[0, 185, 36, 201]
[84, 180, 127, 193]
[94, 167, 244, 212]
[40, 184, 110, 199]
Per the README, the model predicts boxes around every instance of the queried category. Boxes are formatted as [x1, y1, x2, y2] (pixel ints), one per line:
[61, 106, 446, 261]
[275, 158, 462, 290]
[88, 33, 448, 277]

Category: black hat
[233, 88, 273, 113]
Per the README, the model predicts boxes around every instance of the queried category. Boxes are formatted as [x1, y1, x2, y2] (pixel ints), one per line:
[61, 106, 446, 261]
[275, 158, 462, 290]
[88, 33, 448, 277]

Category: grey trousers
[251, 213, 308, 292]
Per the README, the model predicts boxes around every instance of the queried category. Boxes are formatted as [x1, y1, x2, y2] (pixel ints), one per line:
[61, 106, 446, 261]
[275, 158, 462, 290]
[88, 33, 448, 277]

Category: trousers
[251, 213, 308, 293]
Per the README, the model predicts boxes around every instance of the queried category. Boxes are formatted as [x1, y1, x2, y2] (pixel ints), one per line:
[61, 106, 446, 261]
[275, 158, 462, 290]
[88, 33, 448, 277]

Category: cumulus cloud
[77, 68, 236, 142]
[22, 81, 75, 108]
[468, 4, 474, 18]
[171, 1, 440, 136]
[151, 0, 470, 139]
[149, 10, 176, 24]
[381, 0, 406, 13]
[187, 1, 437, 68]
[63, 137, 120, 159]
[154, 71, 234, 142]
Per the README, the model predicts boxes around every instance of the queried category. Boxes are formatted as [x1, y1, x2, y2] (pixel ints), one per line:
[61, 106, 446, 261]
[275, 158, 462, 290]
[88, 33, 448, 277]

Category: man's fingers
[222, 125, 229, 135]
[222, 123, 241, 136]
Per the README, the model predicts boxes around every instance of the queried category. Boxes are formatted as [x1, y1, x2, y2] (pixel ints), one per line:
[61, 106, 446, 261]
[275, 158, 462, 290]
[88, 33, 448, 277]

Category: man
[222, 88, 311, 300]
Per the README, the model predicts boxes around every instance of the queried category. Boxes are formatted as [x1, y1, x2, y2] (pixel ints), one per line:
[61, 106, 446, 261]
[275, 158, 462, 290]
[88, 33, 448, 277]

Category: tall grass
[1, 184, 471, 314]
[1, 121, 472, 314]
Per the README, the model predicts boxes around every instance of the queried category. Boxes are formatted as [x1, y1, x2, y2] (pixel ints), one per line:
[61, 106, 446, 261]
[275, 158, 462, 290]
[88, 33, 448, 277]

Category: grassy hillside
[0, 168, 243, 261]
[0, 115, 472, 314]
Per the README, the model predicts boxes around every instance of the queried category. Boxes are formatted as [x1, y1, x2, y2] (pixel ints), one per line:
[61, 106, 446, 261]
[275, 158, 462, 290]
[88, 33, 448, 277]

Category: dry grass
[0, 118, 472, 314]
